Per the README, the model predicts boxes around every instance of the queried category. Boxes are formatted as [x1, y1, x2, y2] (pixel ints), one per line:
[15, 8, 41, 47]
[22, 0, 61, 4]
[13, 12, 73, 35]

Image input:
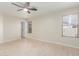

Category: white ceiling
[0, 2, 79, 18]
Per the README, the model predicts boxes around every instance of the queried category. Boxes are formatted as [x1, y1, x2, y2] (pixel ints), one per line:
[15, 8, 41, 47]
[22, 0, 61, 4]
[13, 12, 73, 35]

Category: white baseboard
[1, 37, 21, 44]
[27, 36, 79, 49]
[1, 36, 79, 49]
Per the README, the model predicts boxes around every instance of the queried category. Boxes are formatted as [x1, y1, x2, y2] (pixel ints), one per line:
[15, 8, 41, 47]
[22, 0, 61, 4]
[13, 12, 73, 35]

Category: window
[62, 14, 79, 38]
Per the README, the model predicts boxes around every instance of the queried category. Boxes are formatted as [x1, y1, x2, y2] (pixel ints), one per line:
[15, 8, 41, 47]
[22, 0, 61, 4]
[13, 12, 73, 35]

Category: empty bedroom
[0, 2, 79, 56]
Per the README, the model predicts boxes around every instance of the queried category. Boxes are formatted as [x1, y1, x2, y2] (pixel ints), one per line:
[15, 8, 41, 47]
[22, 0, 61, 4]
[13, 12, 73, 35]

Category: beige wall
[0, 13, 21, 43]
[3, 14, 21, 43]
[27, 7, 79, 48]
[0, 13, 3, 43]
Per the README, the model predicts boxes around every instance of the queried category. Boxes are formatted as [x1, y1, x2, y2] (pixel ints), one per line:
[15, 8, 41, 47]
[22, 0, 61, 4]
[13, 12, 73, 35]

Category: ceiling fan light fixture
[11, 2, 38, 14]
[23, 8, 28, 11]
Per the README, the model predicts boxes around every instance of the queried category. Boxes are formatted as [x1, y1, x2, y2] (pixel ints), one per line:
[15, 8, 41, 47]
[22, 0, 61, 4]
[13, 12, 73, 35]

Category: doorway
[21, 20, 28, 39]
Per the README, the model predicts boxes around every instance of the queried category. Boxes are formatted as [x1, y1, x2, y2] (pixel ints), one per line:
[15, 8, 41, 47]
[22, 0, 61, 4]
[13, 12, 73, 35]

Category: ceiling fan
[11, 2, 37, 14]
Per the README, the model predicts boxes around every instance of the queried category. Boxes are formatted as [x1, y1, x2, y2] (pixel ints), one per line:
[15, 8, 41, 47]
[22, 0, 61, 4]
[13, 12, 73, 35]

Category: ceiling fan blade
[17, 9, 23, 11]
[24, 2, 30, 8]
[27, 11, 30, 14]
[29, 7, 37, 11]
[11, 3, 24, 8]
